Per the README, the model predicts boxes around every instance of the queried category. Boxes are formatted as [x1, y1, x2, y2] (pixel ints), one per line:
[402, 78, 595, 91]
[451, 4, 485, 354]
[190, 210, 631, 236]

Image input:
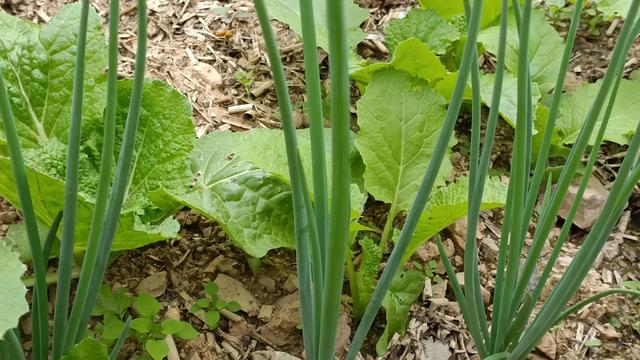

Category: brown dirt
[0, 1, 639, 359]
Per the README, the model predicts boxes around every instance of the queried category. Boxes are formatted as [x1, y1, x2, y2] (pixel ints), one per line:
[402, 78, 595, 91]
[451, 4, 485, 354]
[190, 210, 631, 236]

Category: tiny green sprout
[234, 69, 255, 97]
[130, 294, 199, 360]
[190, 281, 241, 329]
[92, 285, 133, 346]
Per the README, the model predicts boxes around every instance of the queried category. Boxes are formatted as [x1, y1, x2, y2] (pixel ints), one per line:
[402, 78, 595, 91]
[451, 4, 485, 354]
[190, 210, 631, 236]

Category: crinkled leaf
[556, 76, 640, 145]
[0, 241, 27, 338]
[479, 9, 564, 94]
[354, 237, 383, 317]
[355, 69, 453, 213]
[145, 339, 169, 360]
[417, 0, 504, 28]
[0, 4, 106, 149]
[115, 80, 194, 213]
[385, 9, 460, 55]
[405, 176, 508, 260]
[61, 337, 108, 360]
[480, 72, 541, 127]
[376, 269, 424, 355]
[0, 158, 178, 251]
[154, 132, 296, 258]
[352, 39, 447, 93]
[264, 0, 367, 67]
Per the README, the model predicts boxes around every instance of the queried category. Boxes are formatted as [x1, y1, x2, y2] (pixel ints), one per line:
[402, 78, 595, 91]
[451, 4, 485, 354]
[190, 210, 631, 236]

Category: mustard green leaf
[594, 0, 633, 19]
[405, 176, 508, 260]
[385, 9, 460, 55]
[352, 39, 447, 93]
[264, 0, 367, 66]
[0, 241, 27, 339]
[155, 132, 296, 258]
[417, 0, 504, 28]
[376, 269, 424, 354]
[480, 72, 542, 127]
[355, 69, 454, 212]
[0, 3, 106, 149]
[479, 9, 564, 94]
[556, 76, 640, 145]
[0, 158, 176, 252]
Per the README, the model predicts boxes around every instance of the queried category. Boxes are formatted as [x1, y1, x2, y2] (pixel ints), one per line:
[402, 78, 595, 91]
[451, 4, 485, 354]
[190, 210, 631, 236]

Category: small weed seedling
[234, 69, 255, 97]
[190, 282, 241, 329]
[92, 285, 133, 347]
[130, 294, 199, 360]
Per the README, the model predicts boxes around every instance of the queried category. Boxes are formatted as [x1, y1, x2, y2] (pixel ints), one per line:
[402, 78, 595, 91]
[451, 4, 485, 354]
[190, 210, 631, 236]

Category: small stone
[536, 333, 556, 359]
[257, 305, 274, 321]
[282, 274, 298, 292]
[430, 298, 450, 306]
[431, 281, 448, 298]
[558, 177, 609, 229]
[258, 276, 276, 292]
[443, 238, 455, 257]
[215, 274, 260, 315]
[135, 271, 168, 297]
[421, 338, 451, 360]
[481, 286, 491, 305]
[596, 323, 622, 339]
[192, 62, 222, 89]
[415, 241, 439, 262]
[251, 351, 301, 360]
[480, 238, 500, 262]
[448, 218, 467, 249]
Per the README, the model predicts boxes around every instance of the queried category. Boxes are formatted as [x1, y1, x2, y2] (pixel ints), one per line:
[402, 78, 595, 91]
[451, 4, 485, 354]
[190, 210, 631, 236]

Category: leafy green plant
[129, 294, 199, 360]
[189, 282, 241, 329]
[234, 69, 255, 97]
[0, 0, 153, 358]
[0, 3, 194, 253]
[92, 285, 134, 347]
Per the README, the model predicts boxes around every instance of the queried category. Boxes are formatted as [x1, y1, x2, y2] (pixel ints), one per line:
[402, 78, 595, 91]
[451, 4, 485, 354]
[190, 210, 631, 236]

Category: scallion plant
[439, 0, 640, 359]
[0, 0, 148, 358]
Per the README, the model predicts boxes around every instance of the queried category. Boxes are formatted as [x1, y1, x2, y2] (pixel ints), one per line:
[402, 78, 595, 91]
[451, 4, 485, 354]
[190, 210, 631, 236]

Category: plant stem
[22, 268, 82, 287]
[378, 206, 397, 252]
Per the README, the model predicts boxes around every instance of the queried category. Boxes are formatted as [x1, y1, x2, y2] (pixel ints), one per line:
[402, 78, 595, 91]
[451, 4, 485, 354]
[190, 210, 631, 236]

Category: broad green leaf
[355, 69, 453, 214]
[160, 319, 185, 335]
[434, 71, 472, 101]
[130, 318, 151, 334]
[0, 4, 106, 148]
[134, 294, 161, 318]
[205, 281, 219, 297]
[417, 0, 504, 28]
[0, 241, 27, 338]
[264, 0, 367, 67]
[556, 75, 640, 145]
[385, 9, 460, 55]
[145, 339, 169, 360]
[61, 337, 108, 360]
[101, 317, 125, 340]
[351, 39, 447, 93]
[0, 159, 178, 251]
[178, 128, 367, 217]
[155, 133, 296, 258]
[405, 176, 508, 260]
[3, 222, 53, 261]
[174, 322, 199, 340]
[204, 310, 221, 328]
[115, 80, 194, 213]
[594, 0, 632, 18]
[376, 269, 424, 355]
[479, 9, 564, 94]
[480, 72, 542, 127]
